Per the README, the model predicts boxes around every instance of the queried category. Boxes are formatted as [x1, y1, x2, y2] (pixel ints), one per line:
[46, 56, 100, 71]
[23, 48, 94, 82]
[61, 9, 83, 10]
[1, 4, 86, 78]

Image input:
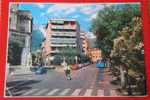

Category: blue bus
[96, 59, 106, 68]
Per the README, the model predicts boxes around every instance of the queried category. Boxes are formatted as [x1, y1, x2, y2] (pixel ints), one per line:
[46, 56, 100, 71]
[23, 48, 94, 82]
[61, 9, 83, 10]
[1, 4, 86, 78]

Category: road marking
[83, 89, 92, 96]
[97, 89, 104, 96]
[47, 89, 60, 96]
[71, 89, 81, 96]
[59, 88, 71, 96]
[33, 89, 49, 96]
[23, 89, 38, 96]
[110, 90, 117, 96]
[7, 81, 29, 90]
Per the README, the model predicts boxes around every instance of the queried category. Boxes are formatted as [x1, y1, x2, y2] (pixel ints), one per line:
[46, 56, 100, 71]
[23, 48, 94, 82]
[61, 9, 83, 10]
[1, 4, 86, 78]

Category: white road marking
[84, 89, 92, 96]
[110, 90, 117, 96]
[97, 89, 104, 96]
[71, 89, 81, 96]
[23, 89, 38, 96]
[59, 88, 71, 96]
[47, 89, 60, 96]
[33, 89, 49, 96]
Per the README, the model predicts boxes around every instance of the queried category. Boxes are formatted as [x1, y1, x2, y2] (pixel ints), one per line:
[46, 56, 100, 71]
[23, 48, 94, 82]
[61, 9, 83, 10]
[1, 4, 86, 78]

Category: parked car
[96, 59, 106, 68]
[35, 67, 47, 74]
[30, 66, 39, 72]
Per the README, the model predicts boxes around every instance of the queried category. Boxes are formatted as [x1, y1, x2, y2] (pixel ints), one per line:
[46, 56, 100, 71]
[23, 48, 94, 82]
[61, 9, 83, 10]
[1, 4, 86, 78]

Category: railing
[50, 44, 76, 47]
[51, 32, 77, 37]
[50, 38, 77, 44]
[51, 25, 76, 30]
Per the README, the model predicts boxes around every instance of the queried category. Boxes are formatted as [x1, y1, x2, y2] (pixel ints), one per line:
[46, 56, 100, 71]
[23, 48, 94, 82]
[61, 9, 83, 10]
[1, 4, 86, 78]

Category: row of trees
[91, 4, 146, 95]
[52, 47, 90, 65]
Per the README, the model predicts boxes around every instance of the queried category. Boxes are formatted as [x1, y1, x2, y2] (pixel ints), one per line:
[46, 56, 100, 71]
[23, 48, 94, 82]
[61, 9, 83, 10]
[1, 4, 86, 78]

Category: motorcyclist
[62, 59, 71, 80]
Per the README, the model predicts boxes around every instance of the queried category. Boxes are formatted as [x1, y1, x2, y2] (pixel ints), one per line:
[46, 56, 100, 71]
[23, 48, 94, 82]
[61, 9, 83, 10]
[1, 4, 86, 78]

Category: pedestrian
[62, 59, 71, 80]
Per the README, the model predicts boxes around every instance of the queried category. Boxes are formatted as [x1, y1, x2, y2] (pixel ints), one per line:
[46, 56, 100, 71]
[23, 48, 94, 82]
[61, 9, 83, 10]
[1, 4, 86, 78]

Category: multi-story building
[87, 48, 102, 63]
[8, 4, 33, 66]
[42, 18, 81, 65]
[80, 32, 88, 55]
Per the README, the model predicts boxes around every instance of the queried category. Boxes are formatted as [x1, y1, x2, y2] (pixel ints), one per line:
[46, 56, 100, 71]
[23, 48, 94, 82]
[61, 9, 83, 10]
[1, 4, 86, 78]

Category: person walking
[62, 59, 71, 80]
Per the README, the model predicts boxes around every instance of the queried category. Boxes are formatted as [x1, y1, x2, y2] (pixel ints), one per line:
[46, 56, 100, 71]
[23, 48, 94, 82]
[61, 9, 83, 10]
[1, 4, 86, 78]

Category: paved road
[5, 64, 121, 97]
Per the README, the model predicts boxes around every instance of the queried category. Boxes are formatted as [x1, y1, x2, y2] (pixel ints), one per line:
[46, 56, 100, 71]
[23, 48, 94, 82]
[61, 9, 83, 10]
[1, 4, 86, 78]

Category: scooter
[66, 70, 71, 80]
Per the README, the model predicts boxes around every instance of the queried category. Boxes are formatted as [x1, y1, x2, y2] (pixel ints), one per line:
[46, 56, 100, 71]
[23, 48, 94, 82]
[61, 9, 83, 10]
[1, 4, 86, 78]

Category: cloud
[36, 3, 45, 9]
[80, 6, 93, 14]
[46, 3, 104, 17]
[90, 13, 97, 20]
[64, 8, 76, 14]
[80, 5, 104, 15]
[46, 4, 97, 14]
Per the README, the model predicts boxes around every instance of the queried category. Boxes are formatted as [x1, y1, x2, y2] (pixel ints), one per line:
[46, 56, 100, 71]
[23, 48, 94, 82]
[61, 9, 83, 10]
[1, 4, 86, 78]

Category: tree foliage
[110, 16, 146, 95]
[60, 47, 80, 64]
[92, 4, 146, 95]
[91, 4, 141, 57]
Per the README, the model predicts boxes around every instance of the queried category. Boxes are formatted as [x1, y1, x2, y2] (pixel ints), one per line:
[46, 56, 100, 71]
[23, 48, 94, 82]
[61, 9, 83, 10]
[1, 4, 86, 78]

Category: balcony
[50, 38, 77, 44]
[51, 25, 76, 30]
[51, 32, 77, 37]
[50, 44, 76, 47]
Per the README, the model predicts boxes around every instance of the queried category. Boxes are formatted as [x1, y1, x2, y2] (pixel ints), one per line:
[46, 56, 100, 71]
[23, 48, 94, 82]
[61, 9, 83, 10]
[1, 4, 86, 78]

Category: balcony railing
[50, 38, 77, 44]
[50, 44, 76, 47]
[51, 25, 76, 30]
[51, 32, 77, 37]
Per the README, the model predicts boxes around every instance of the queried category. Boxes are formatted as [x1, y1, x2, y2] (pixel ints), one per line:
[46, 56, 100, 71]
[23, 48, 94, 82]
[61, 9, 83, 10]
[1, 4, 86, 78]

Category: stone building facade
[8, 4, 33, 66]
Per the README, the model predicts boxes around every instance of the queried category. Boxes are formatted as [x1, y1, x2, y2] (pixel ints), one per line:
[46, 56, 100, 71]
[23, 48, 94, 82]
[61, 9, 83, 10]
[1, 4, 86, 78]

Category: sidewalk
[95, 68, 122, 96]
[8, 66, 33, 76]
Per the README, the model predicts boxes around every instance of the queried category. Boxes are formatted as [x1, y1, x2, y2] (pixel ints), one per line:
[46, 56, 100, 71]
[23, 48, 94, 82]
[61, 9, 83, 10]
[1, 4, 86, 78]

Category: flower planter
[71, 64, 78, 70]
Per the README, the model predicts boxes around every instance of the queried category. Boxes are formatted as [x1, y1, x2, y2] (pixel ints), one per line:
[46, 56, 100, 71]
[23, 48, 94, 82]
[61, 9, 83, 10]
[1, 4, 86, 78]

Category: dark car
[96, 59, 106, 68]
[30, 66, 39, 72]
[35, 67, 47, 74]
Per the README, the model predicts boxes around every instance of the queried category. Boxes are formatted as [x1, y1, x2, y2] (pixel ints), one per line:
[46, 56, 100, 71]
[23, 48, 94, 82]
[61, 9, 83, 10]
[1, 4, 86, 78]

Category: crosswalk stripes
[19, 88, 119, 96]
[58, 88, 71, 96]
[83, 89, 93, 96]
[97, 90, 104, 96]
[32, 89, 49, 96]
[71, 89, 81, 96]
[110, 90, 118, 96]
[46, 89, 60, 96]
[23, 89, 38, 96]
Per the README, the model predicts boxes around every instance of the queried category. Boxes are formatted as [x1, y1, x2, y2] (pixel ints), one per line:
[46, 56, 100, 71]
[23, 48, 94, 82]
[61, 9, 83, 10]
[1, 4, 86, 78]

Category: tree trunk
[120, 66, 126, 88]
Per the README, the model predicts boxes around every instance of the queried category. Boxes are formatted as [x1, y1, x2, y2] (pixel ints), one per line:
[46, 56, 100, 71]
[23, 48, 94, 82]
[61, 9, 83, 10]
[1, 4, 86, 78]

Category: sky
[18, 3, 107, 32]
[17, 3, 140, 37]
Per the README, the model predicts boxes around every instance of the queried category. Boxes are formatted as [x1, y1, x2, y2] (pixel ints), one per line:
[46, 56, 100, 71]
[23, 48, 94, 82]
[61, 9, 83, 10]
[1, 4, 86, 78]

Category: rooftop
[49, 18, 77, 22]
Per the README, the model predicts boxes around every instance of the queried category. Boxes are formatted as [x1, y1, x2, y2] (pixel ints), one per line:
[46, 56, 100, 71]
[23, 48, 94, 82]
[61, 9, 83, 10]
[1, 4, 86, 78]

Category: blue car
[96, 59, 106, 68]
[35, 67, 47, 74]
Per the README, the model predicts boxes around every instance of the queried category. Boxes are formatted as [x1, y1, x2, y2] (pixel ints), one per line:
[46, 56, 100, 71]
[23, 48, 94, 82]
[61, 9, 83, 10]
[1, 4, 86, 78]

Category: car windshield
[97, 60, 101, 63]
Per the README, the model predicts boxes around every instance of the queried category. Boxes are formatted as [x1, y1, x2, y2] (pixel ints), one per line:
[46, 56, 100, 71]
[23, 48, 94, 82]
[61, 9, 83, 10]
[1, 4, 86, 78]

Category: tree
[52, 55, 63, 65]
[91, 4, 141, 58]
[60, 46, 80, 65]
[92, 4, 146, 95]
[79, 54, 90, 63]
[110, 16, 146, 95]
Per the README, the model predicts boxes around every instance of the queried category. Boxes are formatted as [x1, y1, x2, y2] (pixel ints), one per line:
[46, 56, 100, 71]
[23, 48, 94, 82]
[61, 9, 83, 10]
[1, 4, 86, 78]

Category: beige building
[80, 32, 88, 55]
[87, 48, 102, 63]
[42, 18, 81, 65]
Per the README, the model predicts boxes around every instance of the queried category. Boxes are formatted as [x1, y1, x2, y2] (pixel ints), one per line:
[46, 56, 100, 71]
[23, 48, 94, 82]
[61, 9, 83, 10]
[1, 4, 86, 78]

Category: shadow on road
[6, 80, 41, 96]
